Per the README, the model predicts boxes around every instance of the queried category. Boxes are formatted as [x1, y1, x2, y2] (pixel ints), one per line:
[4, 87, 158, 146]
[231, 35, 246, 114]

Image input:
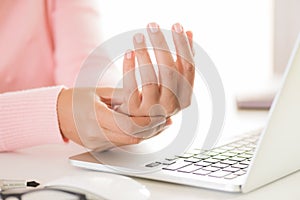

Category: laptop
[70, 34, 300, 193]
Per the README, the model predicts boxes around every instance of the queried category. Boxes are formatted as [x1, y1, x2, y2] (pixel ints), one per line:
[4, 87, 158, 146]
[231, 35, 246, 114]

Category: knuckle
[184, 63, 194, 72]
[144, 84, 159, 97]
[181, 57, 194, 69]
[166, 68, 176, 78]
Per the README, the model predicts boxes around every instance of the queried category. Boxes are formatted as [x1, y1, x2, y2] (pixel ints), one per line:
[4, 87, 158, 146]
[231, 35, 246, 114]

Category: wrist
[57, 88, 83, 146]
[57, 88, 69, 142]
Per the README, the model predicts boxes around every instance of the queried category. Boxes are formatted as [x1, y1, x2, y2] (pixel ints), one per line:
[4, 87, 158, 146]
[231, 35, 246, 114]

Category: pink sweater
[0, 0, 105, 151]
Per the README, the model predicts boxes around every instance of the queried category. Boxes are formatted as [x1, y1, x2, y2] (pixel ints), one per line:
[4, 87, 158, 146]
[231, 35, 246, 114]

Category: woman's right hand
[57, 88, 168, 151]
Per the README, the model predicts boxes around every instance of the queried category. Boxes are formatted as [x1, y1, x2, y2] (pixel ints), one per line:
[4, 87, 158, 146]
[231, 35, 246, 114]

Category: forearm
[0, 86, 65, 152]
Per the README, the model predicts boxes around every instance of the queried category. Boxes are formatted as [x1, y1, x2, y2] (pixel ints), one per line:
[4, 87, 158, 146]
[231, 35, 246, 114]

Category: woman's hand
[56, 23, 194, 151]
[57, 88, 168, 151]
[112, 23, 195, 118]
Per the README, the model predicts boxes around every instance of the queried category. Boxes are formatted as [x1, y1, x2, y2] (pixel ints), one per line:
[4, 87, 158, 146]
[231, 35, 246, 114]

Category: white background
[98, 0, 273, 96]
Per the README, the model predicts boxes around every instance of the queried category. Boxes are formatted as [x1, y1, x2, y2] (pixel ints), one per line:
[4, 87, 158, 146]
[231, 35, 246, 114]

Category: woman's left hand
[102, 23, 195, 118]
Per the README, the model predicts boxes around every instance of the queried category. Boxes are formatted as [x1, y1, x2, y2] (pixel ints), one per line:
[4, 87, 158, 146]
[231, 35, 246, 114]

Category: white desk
[1, 105, 299, 200]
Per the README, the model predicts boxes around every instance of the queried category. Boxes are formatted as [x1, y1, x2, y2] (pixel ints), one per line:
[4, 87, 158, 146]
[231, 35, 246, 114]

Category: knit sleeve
[0, 86, 65, 151]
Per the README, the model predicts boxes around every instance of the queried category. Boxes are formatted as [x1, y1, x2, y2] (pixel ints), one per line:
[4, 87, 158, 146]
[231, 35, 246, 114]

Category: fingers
[102, 127, 142, 145]
[119, 50, 141, 114]
[105, 118, 171, 146]
[172, 23, 195, 87]
[133, 119, 168, 138]
[85, 128, 142, 151]
[123, 50, 138, 93]
[147, 23, 178, 100]
[171, 24, 195, 109]
[133, 33, 159, 103]
[147, 23, 175, 70]
[186, 31, 195, 56]
[95, 100, 166, 136]
[98, 23, 194, 121]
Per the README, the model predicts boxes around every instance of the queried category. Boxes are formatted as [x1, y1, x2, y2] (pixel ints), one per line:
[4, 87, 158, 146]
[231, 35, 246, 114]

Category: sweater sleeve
[0, 86, 65, 152]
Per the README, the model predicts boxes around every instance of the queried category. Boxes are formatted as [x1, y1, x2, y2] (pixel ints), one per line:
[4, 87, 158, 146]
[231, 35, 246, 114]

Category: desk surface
[1, 105, 299, 200]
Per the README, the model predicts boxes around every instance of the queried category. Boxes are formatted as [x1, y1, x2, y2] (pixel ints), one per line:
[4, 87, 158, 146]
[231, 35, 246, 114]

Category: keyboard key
[184, 157, 201, 163]
[193, 169, 212, 176]
[229, 149, 246, 154]
[145, 162, 161, 167]
[162, 162, 191, 171]
[234, 170, 247, 176]
[194, 161, 211, 167]
[244, 151, 254, 155]
[211, 162, 229, 169]
[236, 146, 250, 151]
[221, 152, 237, 157]
[246, 149, 256, 154]
[162, 160, 176, 165]
[237, 153, 253, 159]
[208, 170, 232, 178]
[231, 163, 248, 169]
[203, 151, 220, 156]
[221, 159, 237, 165]
[193, 154, 210, 160]
[224, 174, 238, 179]
[243, 147, 254, 152]
[212, 155, 228, 160]
[223, 166, 240, 173]
[178, 165, 202, 173]
[240, 160, 251, 165]
[203, 158, 220, 164]
[165, 157, 178, 161]
[202, 166, 220, 172]
[176, 153, 194, 158]
[229, 156, 246, 162]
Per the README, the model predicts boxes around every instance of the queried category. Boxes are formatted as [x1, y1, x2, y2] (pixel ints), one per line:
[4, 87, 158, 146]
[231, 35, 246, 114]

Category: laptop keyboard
[145, 132, 260, 180]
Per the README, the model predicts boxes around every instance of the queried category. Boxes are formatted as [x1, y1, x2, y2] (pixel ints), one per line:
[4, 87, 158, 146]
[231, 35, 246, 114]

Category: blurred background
[98, 0, 300, 99]
[97, 0, 300, 143]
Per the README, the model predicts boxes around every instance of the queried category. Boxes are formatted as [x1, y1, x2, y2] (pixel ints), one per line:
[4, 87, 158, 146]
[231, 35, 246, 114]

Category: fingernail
[134, 33, 144, 43]
[126, 50, 132, 59]
[148, 22, 159, 33]
[174, 23, 183, 33]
